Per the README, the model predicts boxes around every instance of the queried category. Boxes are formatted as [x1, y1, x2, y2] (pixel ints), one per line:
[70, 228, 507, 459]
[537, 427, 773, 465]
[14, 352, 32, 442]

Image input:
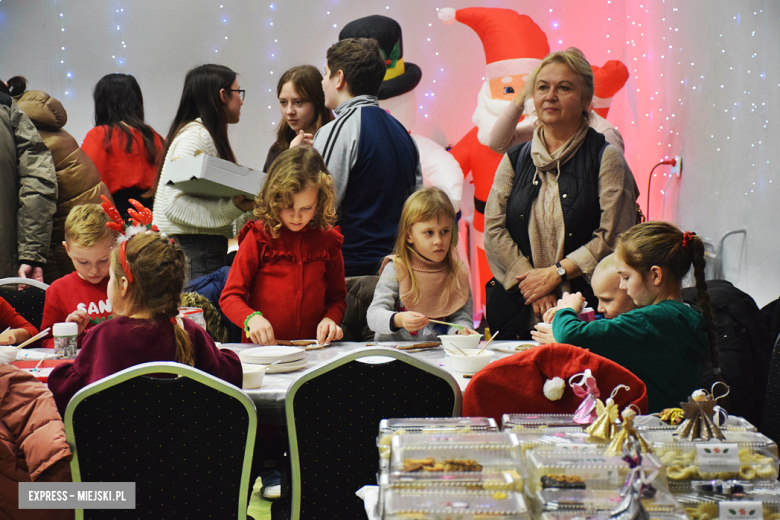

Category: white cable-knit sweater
[152, 119, 245, 237]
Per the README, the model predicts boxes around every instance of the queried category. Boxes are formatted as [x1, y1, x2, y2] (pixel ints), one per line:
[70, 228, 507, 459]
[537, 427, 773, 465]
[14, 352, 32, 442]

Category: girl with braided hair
[49, 232, 242, 415]
[550, 221, 715, 412]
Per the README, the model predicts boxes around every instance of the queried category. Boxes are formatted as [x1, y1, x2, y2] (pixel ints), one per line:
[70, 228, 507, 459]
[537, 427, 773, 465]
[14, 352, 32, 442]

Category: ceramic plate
[266, 360, 308, 373]
[238, 346, 306, 364]
[493, 341, 539, 354]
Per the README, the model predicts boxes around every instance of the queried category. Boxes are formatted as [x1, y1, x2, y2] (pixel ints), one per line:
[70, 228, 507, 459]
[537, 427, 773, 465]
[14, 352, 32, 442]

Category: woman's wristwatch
[555, 262, 567, 282]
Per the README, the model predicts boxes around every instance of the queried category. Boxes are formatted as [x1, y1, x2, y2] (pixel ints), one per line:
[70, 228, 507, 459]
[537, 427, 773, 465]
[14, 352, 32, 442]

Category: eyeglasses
[228, 89, 246, 101]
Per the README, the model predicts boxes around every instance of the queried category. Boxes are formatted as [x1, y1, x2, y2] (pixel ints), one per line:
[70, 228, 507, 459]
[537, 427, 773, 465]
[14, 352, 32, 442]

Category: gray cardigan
[367, 260, 473, 342]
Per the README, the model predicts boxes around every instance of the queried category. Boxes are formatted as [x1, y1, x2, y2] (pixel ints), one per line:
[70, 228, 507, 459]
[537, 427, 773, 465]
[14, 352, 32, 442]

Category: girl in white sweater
[151, 64, 255, 280]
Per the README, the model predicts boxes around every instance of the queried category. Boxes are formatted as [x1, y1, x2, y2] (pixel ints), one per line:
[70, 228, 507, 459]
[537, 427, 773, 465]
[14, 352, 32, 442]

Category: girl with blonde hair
[220, 146, 346, 346]
[368, 187, 476, 341]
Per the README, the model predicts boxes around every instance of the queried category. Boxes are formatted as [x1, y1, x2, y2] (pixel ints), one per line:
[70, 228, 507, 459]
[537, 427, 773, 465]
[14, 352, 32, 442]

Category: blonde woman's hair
[392, 187, 460, 304]
[64, 203, 119, 247]
[521, 47, 594, 126]
[254, 146, 337, 238]
[110, 233, 195, 366]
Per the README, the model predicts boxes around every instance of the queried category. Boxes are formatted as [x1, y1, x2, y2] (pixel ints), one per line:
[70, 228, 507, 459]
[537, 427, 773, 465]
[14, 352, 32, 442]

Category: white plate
[493, 341, 539, 354]
[266, 360, 308, 373]
[239, 346, 305, 363]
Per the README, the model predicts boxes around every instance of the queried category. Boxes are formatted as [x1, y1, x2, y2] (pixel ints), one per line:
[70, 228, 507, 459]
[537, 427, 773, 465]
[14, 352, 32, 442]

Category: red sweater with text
[220, 221, 347, 342]
[40, 272, 112, 348]
[81, 125, 163, 193]
[48, 316, 242, 415]
[0, 297, 38, 338]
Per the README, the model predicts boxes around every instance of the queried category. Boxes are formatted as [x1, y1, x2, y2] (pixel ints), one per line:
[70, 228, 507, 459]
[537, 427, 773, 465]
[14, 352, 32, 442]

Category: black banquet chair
[64, 362, 257, 520]
[762, 333, 780, 446]
[0, 276, 48, 330]
[283, 347, 462, 520]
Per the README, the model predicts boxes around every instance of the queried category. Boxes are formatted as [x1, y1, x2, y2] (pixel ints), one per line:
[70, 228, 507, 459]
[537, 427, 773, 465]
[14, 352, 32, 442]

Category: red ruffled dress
[220, 220, 347, 342]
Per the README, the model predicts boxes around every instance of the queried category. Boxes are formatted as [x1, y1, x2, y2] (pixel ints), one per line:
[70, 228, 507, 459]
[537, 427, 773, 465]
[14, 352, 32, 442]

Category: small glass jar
[178, 307, 206, 330]
[53, 322, 79, 359]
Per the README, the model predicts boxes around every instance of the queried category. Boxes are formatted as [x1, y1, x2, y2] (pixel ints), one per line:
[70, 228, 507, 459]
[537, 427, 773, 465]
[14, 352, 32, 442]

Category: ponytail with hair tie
[681, 231, 696, 250]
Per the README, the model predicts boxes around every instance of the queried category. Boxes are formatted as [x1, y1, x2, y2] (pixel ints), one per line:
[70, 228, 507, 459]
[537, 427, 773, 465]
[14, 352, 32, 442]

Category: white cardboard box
[164, 154, 265, 198]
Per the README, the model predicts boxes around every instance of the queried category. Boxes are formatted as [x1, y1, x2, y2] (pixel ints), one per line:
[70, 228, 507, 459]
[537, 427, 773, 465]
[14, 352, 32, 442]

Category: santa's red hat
[462, 344, 648, 424]
[439, 7, 550, 80]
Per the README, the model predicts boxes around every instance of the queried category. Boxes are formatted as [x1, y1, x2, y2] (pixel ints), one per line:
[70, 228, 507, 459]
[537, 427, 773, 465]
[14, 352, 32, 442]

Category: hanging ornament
[606, 406, 653, 456]
[586, 384, 630, 442]
[569, 369, 601, 424]
[674, 383, 730, 441]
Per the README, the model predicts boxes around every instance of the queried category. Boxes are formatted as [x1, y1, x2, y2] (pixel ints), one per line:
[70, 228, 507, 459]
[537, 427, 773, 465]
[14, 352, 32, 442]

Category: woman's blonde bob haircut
[254, 146, 337, 237]
[392, 187, 461, 304]
[522, 47, 594, 126]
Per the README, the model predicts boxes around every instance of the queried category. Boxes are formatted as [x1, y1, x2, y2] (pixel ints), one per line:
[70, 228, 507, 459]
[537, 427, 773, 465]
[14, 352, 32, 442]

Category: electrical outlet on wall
[670, 155, 682, 177]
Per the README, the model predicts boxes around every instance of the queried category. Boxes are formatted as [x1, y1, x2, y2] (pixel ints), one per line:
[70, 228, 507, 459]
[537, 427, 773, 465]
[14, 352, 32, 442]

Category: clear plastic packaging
[541, 512, 689, 520]
[514, 430, 608, 459]
[634, 414, 757, 432]
[378, 417, 498, 459]
[383, 488, 530, 520]
[644, 430, 779, 487]
[534, 487, 683, 514]
[502, 413, 587, 432]
[525, 448, 665, 493]
[389, 432, 523, 478]
[677, 488, 780, 520]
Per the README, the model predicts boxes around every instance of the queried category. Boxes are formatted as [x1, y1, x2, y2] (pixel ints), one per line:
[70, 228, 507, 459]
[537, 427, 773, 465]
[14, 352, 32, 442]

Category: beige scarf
[381, 249, 469, 318]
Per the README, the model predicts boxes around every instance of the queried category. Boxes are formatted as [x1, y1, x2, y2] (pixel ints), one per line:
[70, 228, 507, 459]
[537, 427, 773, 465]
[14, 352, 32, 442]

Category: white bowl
[449, 349, 495, 373]
[438, 334, 482, 354]
[535, 322, 552, 332]
[242, 363, 267, 389]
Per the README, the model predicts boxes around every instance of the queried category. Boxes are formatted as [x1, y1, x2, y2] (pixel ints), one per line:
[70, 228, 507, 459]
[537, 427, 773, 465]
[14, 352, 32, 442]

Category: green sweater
[553, 300, 709, 413]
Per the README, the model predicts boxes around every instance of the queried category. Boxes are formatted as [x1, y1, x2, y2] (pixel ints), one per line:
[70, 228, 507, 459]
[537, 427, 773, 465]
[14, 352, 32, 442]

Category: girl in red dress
[220, 146, 346, 346]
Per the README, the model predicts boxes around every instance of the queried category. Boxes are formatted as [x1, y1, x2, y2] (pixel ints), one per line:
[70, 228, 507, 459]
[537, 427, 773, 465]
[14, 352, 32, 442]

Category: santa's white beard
[472, 82, 537, 147]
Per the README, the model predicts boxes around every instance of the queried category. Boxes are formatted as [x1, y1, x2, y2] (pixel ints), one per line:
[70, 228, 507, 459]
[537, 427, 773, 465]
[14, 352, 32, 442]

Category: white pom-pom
[438, 8, 456, 24]
[543, 377, 565, 401]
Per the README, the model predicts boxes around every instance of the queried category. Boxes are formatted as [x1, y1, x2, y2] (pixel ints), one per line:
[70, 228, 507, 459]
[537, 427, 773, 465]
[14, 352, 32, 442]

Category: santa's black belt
[474, 196, 486, 215]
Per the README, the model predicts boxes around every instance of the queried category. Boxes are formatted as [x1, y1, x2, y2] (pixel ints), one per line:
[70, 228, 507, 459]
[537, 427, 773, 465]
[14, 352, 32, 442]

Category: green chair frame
[284, 347, 462, 520]
[64, 362, 257, 520]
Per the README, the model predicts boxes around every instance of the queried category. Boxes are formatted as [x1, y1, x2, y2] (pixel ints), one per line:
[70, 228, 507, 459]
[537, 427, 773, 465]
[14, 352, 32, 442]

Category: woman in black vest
[483, 48, 638, 339]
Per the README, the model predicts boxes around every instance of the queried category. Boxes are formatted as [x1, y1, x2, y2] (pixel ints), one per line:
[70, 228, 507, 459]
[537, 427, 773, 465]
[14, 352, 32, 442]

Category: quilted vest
[505, 127, 608, 299]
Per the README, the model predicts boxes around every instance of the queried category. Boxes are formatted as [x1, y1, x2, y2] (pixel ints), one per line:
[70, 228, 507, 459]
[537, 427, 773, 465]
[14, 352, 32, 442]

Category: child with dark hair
[311, 38, 422, 277]
[48, 231, 241, 416]
[220, 146, 346, 345]
[551, 221, 715, 412]
[82, 73, 165, 221]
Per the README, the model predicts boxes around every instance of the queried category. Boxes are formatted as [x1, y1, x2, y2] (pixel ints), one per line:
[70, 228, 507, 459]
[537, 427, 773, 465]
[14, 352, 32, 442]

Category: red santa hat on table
[438, 7, 550, 80]
[462, 344, 648, 424]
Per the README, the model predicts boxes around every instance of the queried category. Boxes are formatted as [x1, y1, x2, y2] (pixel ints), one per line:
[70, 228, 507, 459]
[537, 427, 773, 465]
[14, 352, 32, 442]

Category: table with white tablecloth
[220, 341, 535, 425]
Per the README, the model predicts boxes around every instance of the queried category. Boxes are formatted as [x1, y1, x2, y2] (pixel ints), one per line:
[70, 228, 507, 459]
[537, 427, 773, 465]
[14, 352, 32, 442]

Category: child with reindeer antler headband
[48, 197, 242, 416]
[40, 202, 121, 349]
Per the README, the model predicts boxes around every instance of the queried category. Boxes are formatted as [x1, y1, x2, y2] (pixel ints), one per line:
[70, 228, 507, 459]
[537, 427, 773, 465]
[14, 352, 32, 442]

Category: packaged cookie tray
[515, 431, 609, 458]
[380, 417, 499, 436]
[644, 431, 780, 483]
[383, 488, 530, 520]
[380, 469, 524, 492]
[502, 413, 588, 431]
[525, 449, 666, 493]
[644, 430, 779, 457]
[533, 487, 683, 514]
[634, 414, 757, 432]
[390, 432, 521, 455]
[378, 418, 499, 459]
[390, 446, 523, 478]
[541, 512, 688, 520]
[676, 489, 780, 520]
